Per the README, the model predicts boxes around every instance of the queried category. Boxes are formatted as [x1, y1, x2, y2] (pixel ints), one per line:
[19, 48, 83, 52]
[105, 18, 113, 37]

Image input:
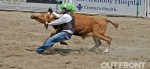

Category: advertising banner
[0, 0, 59, 12]
[74, 0, 146, 17]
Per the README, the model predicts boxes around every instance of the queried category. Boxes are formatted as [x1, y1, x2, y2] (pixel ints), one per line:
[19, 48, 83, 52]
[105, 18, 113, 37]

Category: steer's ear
[48, 7, 53, 13]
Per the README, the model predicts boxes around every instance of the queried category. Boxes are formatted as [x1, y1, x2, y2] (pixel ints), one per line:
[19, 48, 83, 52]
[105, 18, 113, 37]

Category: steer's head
[31, 12, 56, 29]
[31, 12, 55, 24]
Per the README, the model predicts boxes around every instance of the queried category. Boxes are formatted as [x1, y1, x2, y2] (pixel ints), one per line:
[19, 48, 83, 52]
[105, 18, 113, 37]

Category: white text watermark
[101, 62, 145, 69]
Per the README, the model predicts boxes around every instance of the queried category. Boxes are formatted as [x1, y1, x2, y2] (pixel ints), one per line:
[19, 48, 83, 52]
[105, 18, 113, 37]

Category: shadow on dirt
[42, 47, 103, 56]
[43, 48, 81, 56]
[25, 47, 104, 56]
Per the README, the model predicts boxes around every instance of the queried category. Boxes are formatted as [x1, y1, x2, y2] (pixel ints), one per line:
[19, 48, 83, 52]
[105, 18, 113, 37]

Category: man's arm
[48, 14, 72, 26]
[52, 12, 63, 18]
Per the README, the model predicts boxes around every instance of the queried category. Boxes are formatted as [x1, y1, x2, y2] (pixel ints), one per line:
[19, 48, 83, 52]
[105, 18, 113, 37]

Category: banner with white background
[74, 0, 146, 17]
[0, 0, 148, 17]
[0, 0, 59, 12]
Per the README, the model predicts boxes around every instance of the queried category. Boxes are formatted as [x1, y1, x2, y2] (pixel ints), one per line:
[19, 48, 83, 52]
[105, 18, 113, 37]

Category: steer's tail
[104, 18, 119, 28]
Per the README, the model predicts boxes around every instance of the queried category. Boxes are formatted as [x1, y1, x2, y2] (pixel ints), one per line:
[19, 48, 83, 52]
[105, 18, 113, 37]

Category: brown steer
[31, 12, 118, 53]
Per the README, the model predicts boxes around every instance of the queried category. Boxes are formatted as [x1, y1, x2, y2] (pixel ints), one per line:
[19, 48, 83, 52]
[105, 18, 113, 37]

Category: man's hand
[48, 7, 53, 13]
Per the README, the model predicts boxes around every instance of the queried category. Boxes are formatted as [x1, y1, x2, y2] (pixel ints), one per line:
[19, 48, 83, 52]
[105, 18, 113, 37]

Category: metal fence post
[136, 0, 139, 17]
[56, 0, 58, 12]
[147, 0, 150, 17]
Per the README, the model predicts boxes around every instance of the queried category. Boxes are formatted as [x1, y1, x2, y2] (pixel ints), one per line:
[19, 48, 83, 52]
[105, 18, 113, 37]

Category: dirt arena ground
[0, 11, 150, 69]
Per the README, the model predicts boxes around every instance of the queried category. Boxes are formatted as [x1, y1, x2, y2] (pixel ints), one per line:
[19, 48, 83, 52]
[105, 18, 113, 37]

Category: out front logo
[101, 62, 146, 69]
[76, 4, 83, 11]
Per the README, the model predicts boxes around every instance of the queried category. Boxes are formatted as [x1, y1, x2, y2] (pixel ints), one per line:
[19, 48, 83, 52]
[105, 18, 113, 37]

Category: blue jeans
[36, 31, 72, 54]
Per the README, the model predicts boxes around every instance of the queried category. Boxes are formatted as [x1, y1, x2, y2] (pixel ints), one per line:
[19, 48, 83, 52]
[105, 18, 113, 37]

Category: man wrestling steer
[36, 3, 76, 54]
[31, 4, 118, 54]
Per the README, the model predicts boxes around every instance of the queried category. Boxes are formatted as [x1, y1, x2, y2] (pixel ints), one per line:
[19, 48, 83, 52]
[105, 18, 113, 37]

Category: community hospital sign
[0, 0, 147, 17]
[75, 0, 146, 17]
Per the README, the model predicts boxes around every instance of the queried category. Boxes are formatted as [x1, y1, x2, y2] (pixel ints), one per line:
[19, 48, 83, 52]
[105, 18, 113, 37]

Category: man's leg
[36, 31, 72, 54]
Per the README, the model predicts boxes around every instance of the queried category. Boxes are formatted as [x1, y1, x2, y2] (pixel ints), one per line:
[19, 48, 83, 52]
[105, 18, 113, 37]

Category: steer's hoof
[89, 47, 103, 54]
[103, 49, 109, 53]
[89, 47, 96, 52]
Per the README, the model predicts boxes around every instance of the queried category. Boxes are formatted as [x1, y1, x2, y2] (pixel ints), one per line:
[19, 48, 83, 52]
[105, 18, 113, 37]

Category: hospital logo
[76, 4, 83, 11]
